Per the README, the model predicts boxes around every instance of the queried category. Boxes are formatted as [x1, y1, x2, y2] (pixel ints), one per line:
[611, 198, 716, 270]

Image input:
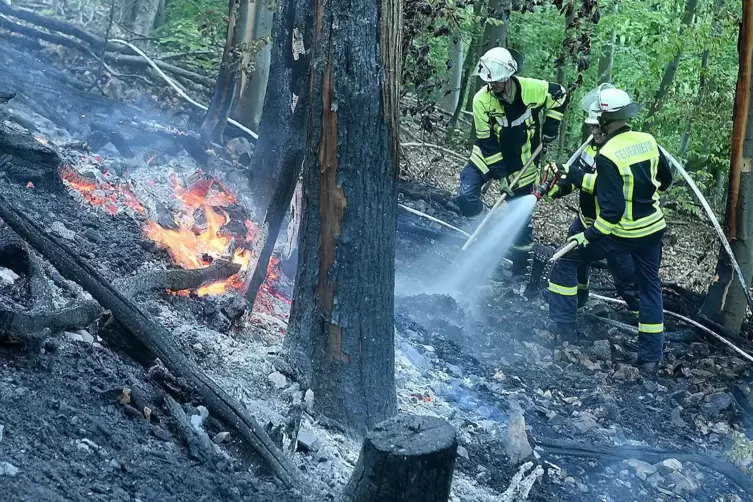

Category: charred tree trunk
[644, 0, 699, 131]
[343, 414, 458, 502]
[233, 0, 275, 131]
[701, 0, 753, 336]
[242, 0, 313, 308]
[199, 0, 250, 143]
[283, 0, 402, 433]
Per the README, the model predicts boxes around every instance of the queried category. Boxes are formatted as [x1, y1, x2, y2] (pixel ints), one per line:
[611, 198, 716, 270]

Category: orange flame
[62, 163, 287, 300]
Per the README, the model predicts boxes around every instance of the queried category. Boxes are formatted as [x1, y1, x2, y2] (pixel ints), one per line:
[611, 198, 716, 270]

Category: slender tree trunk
[449, 0, 484, 129]
[556, 3, 575, 158]
[700, 0, 753, 336]
[441, 32, 465, 114]
[472, 0, 509, 98]
[284, 0, 402, 432]
[132, 0, 160, 46]
[153, 0, 166, 30]
[467, 0, 508, 141]
[199, 0, 250, 143]
[233, 0, 275, 131]
[644, 0, 699, 131]
[582, 22, 616, 141]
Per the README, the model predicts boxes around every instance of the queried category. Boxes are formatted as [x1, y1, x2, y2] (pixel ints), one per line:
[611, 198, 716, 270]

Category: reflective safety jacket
[470, 76, 568, 187]
[577, 127, 673, 241]
[554, 144, 599, 226]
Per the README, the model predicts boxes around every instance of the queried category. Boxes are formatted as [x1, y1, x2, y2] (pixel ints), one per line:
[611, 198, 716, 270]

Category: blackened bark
[701, 0, 753, 336]
[199, 0, 249, 142]
[343, 414, 458, 502]
[283, 0, 401, 432]
[248, 0, 311, 210]
[242, 0, 313, 307]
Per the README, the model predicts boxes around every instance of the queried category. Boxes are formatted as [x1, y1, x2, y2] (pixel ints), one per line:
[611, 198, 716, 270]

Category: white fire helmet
[581, 83, 641, 123]
[474, 47, 518, 83]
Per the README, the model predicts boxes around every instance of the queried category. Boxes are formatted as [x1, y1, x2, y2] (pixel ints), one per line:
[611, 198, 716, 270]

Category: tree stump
[343, 414, 458, 502]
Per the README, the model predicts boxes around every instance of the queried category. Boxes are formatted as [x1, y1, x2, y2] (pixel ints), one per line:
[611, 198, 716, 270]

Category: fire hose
[659, 146, 753, 313]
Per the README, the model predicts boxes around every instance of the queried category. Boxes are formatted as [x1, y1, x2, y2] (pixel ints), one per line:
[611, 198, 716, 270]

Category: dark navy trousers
[567, 218, 640, 312]
[548, 229, 665, 363]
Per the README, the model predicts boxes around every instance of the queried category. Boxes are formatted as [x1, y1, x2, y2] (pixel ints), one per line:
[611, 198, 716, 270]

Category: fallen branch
[398, 203, 470, 237]
[0, 192, 301, 489]
[591, 293, 753, 364]
[0, 301, 103, 339]
[164, 395, 220, 463]
[114, 260, 241, 298]
[0, 7, 214, 88]
[538, 438, 753, 497]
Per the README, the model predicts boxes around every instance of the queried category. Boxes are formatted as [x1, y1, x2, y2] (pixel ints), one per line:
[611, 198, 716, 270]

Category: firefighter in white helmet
[454, 46, 569, 277]
[546, 84, 674, 377]
[545, 83, 640, 318]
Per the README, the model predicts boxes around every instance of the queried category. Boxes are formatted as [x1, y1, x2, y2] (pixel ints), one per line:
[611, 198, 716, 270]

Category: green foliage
[154, 0, 228, 66]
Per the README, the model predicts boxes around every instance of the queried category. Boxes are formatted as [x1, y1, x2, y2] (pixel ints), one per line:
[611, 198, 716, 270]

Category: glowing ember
[60, 167, 145, 215]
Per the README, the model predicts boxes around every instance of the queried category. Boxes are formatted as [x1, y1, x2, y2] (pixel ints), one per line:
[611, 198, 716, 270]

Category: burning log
[115, 260, 241, 298]
[343, 414, 458, 502]
[0, 123, 63, 191]
[0, 192, 301, 489]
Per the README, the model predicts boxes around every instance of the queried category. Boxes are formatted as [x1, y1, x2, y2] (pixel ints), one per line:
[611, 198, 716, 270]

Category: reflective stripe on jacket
[470, 76, 567, 185]
[584, 128, 672, 241]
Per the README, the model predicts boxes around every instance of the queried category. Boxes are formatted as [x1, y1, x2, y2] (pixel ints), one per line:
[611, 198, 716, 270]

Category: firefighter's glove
[567, 231, 589, 249]
[557, 162, 584, 183]
[543, 184, 560, 202]
[499, 177, 514, 197]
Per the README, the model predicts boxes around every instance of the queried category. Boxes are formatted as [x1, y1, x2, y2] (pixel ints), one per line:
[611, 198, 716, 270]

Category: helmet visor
[580, 83, 616, 113]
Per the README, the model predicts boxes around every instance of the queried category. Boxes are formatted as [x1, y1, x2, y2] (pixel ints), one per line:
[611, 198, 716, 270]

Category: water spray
[461, 144, 544, 251]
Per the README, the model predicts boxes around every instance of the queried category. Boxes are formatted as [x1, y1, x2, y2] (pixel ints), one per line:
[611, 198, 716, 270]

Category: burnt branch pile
[0, 191, 302, 489]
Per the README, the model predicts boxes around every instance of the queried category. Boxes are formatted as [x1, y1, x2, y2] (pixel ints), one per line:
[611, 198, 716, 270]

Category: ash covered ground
[1, 7, 753, 502]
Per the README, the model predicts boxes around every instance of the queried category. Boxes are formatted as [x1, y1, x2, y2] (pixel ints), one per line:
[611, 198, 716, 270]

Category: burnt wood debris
[3, 1, 753, 501]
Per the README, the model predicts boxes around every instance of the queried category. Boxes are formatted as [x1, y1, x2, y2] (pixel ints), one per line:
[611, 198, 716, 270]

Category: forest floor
[2, 3, 753, 502]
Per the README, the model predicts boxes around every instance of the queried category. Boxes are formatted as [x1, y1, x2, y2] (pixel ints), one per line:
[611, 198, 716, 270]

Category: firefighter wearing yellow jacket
[546, 86, 640, 316]
[547, 84, 673, 375]
[454, 47, 569, 276]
